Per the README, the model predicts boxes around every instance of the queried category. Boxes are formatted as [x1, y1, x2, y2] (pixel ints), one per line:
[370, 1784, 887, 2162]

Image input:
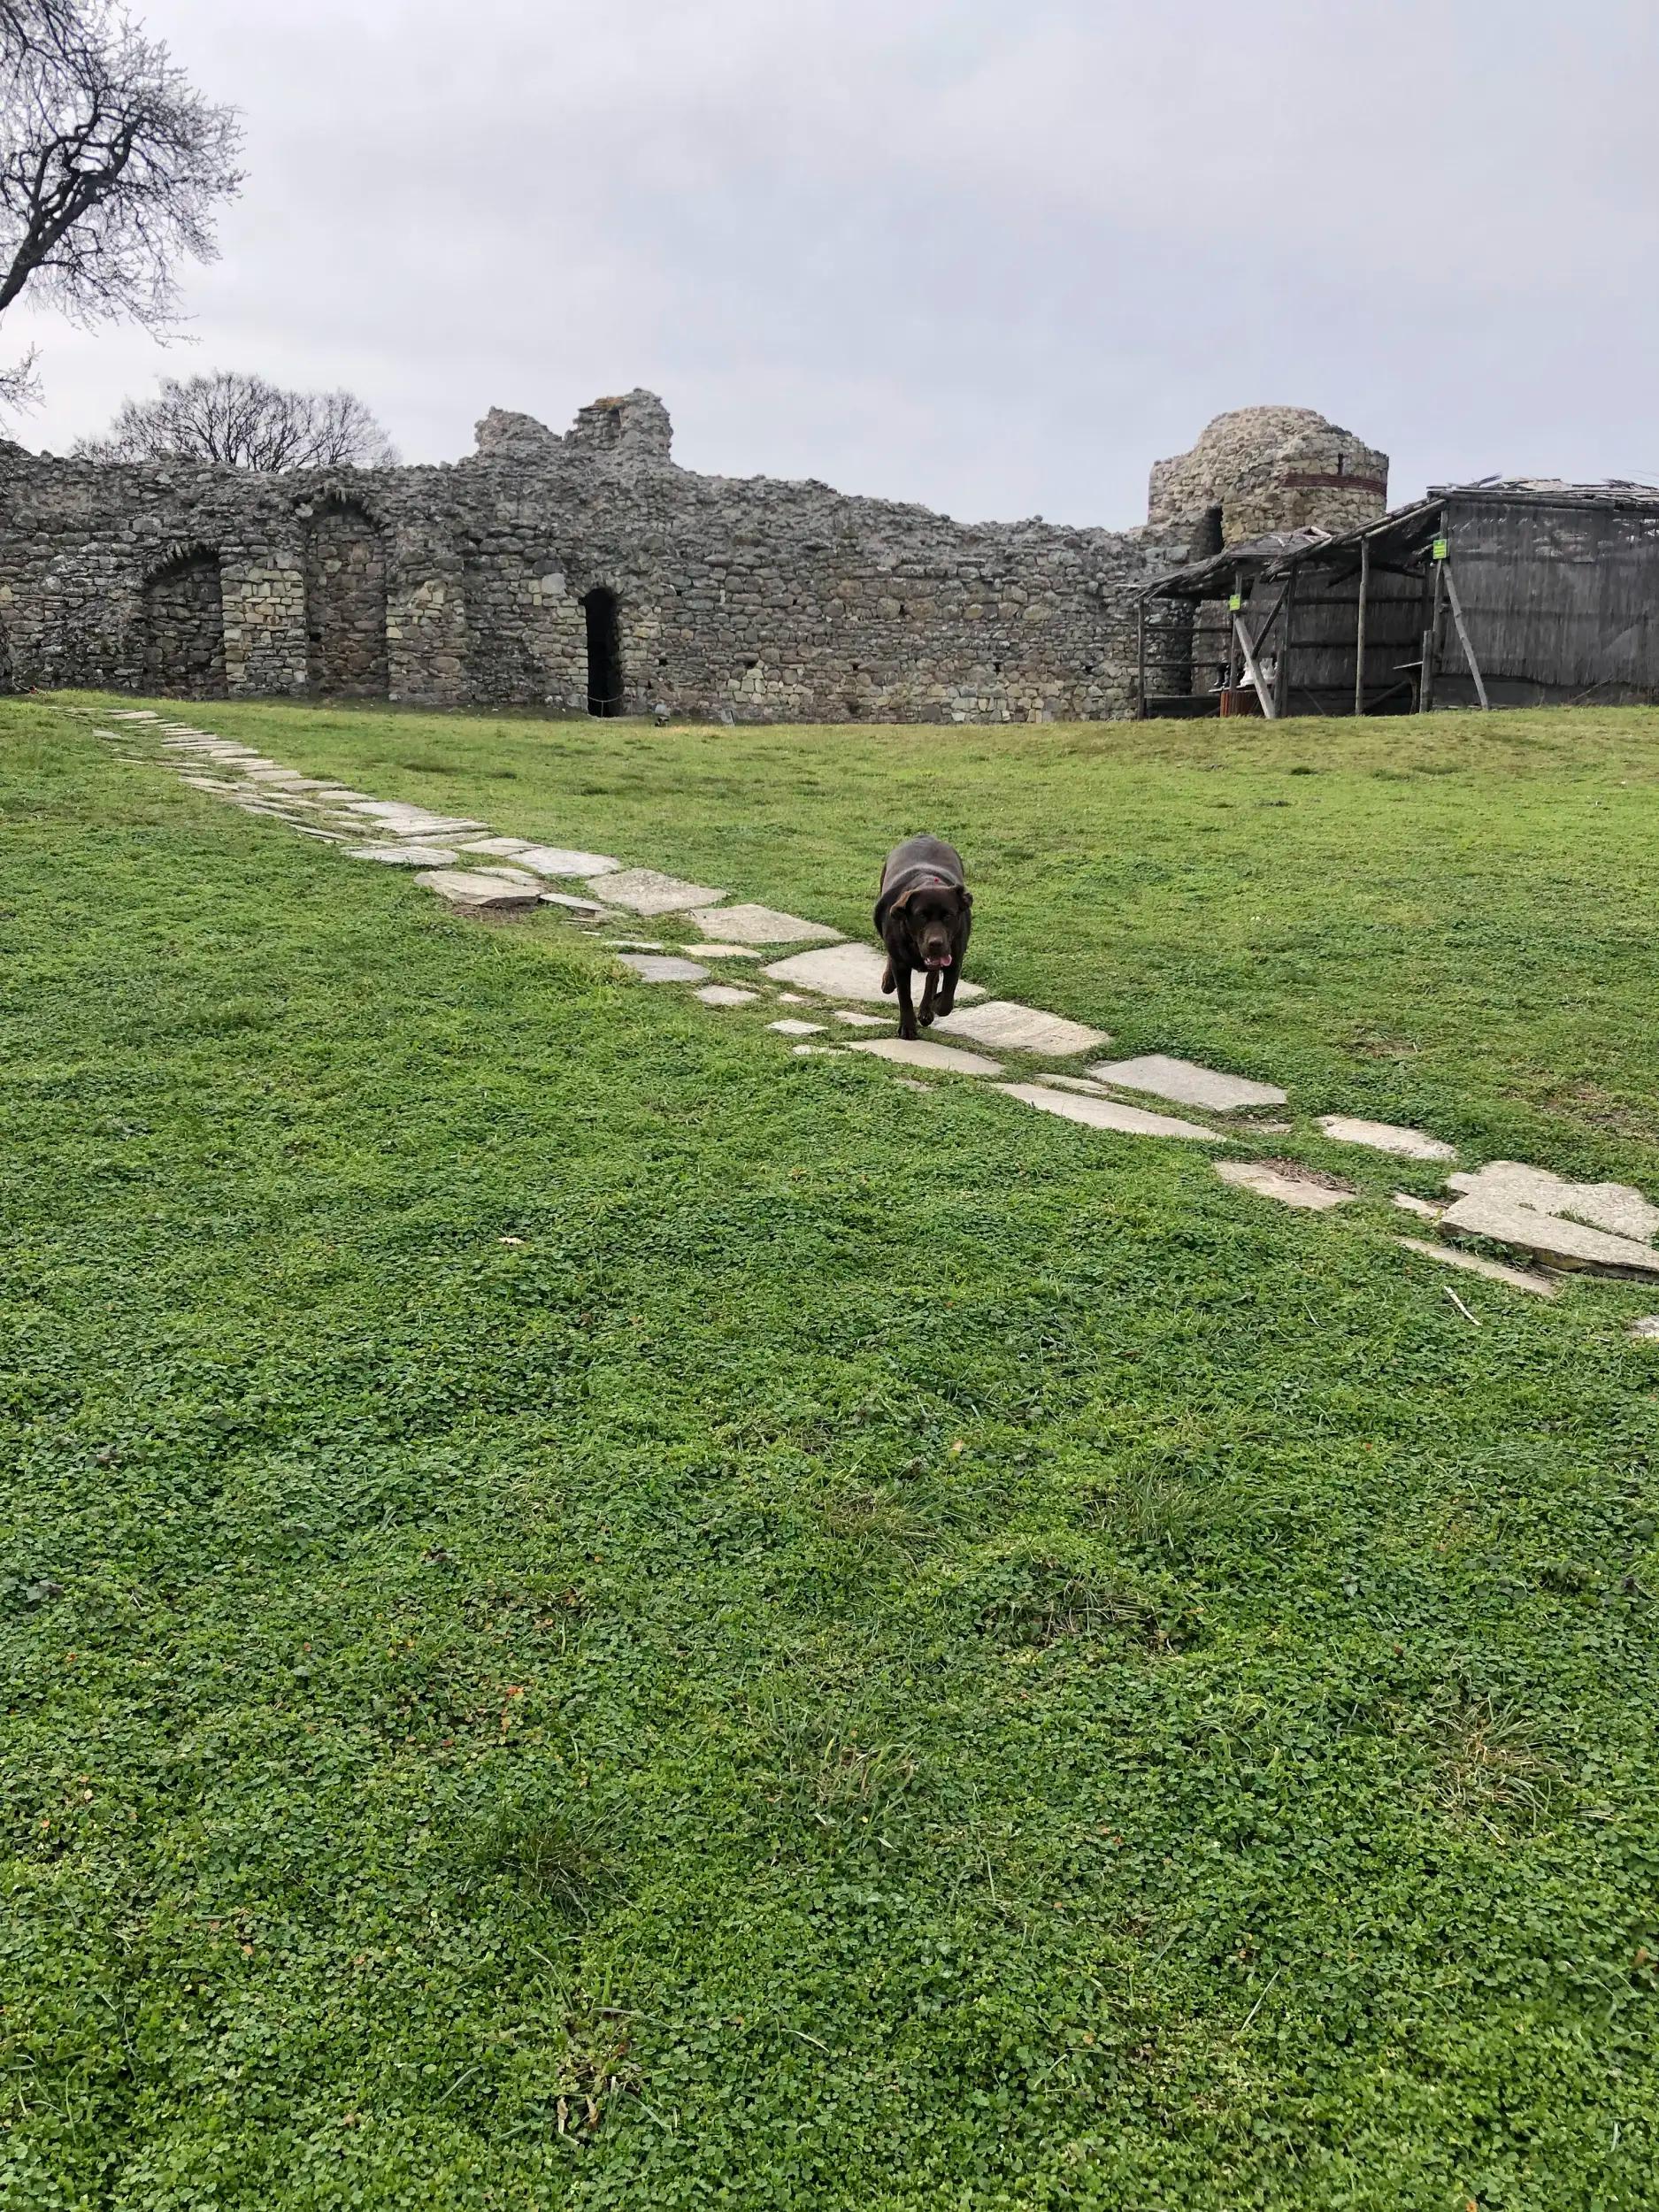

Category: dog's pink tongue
[926, 955, 952, 969]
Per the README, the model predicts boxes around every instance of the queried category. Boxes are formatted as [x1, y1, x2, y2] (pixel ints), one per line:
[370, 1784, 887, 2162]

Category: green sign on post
[1432, 537, 1449, 562]
[1228, 592, 1242, 611]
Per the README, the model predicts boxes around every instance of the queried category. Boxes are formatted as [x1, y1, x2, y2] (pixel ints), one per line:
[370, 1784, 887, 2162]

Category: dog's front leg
[894, 964, 919, 1040]
[918, 972, 938, 1027]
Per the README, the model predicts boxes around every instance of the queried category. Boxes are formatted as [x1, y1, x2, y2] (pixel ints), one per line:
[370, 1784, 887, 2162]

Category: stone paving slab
[513, 845, 623, 878]
[997, 1083, 1225, 1142]
[933, 999, 1109, 1056]
[1087, 1053, 1286, 1111]
[769, 1018, 826, 1036]
[1444, 1161, 1659, 1243]
[833, 1010, 889, 1027]
[538, 890, 616, 918]
[1318, 1115, 1456, 1162]
[1396, 1236, 1558, 1298]
[1439, 1193, 1659, 1279]
[695, 984, 761, 1007]
[604, 938, 664, 951]
[1216, 1160, 1355, 1211]
[687, 902, 841, 946]
[1392, 1192, 1445, 1220]
[414, 869, 541, 913]
[458, 836, 532, 856]
[1630, 1317, 1659, 1340]
[598, 867, 727, 915]
[617, 953, 710, 981]
[695, 944, 761, 961]
[347, 843, 461, 866]
[847, 1038, 1002, 1076]
[764, 942, 986, 1004]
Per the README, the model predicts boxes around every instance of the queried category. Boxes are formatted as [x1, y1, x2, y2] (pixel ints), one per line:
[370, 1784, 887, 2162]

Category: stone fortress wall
[0, 394, 1385, 722]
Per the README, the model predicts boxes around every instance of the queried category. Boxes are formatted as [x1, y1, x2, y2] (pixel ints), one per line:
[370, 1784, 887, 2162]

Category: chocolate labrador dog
[875, 834, 972, 1040]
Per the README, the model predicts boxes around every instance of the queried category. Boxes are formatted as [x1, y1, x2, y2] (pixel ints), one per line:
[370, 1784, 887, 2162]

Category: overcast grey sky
[7, 0, 1658, 526]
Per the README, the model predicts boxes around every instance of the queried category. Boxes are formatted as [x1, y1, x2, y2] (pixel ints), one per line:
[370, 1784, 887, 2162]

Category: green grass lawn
[3, 693, 1657, 2211]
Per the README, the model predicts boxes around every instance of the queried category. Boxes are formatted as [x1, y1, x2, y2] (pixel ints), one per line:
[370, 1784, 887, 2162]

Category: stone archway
[142, 546, 227, 698]
[304, 497, 388, 696]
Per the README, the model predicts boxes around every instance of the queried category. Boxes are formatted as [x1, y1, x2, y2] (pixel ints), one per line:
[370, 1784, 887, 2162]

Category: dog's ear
[957, 886, 973, 910]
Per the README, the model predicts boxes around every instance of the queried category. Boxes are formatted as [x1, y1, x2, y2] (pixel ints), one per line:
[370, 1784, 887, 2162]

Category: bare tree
[73, 367, 399, 470]
[0, 0, 242, 410]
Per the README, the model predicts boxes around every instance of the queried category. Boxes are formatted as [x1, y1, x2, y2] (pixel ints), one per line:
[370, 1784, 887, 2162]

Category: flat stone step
[616, 953, 710, 982]
[414, 869, 541, 913]
[538, 890, 615, 918]
[695, 943, 762, 961]
[1439, 1193, 1659, 1279]
[1445, 1161, 1659, 1243]
[514, 845, 622, 877]
[599, 868, 727, 915]
[1216, 1160, 1355, 1211]
[695, 983, 761, 1007]
[457, 836, 532, 856]
[933, 999, 1109, 1056]
[769, 1018, 826, 1036]
[848, 1038, 1002, 1076]
[1318, 1115, 1455, 1161]
[1087, 1053, 1286, 1111]
[346, 843, 460, 866]
[1396, 1235, 1558, 1298]
[996, 1083, 1225, 1142]
[764, 941, 986, 1005]
[687, 902, 841, 946]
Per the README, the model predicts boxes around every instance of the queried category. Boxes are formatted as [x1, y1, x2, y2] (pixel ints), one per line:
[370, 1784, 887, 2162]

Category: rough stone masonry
[0, 394, 1386, 723]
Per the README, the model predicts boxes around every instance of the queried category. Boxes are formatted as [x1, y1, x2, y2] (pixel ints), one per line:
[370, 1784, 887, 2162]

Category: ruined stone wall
[142, 547, 226, 698]
[0, 388, 1286, 722]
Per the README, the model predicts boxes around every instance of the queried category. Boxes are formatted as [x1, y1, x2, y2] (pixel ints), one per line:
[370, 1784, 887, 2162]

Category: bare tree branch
[73, 367, 399, 470]
[0, 0, 242, 411]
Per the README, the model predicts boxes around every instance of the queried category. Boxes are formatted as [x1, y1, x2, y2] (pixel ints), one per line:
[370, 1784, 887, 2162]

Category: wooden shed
[1137, 480, 1659, 718]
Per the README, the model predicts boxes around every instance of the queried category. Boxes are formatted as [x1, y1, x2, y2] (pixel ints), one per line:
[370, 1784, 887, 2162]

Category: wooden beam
[1420, 527, 1447, 713]
[1136, 599, 1148, 719]
[1354, 534, 1370, 717]
[1440, 560, 1490, 710]
[1275, 571, 1295, 718]
[1225, 567, 1241, 699]
[1232, 612, 1279, 720]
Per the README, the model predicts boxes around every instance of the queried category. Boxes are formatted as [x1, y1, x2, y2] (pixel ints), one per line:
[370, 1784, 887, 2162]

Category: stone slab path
[847, 1037, 1003, 1076]
[1217, 1160, 1354, 1211]
[1088, 1053, 1287, 1112]
[687, 902, 841, 946]
[1318, 1116, 1457, 1162]
[933, 1000, 1108, 1056]
[69, 702, 1659, 1317]
[764, 941, 987, 1005]
[997, 1083, 1225, 1143]
[601, 868, 728, 915]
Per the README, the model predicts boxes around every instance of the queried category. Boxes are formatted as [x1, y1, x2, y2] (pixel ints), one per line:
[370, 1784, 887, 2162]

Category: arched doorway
[142, 547, 227, 698]
[304, 497, 388, 697]
[583, 587, 623, 717]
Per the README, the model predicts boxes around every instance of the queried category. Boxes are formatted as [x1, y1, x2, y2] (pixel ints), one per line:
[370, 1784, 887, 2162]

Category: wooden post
[1225, 567, 1241, 701]
[1275, 571, 1295, 718]
[1232, 612, 1279, 720]
[1136, 598, 1148, 719]
[1354, 535, 1371, 717]
[1420, 560, 1445, 713]
[1440, 561, 1490, 710]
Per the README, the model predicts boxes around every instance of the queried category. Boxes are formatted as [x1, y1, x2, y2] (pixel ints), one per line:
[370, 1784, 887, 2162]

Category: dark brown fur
[874, 833, 972, 1040]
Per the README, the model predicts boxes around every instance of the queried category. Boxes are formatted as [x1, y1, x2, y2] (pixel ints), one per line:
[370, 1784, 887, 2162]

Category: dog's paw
[880, 965, 895, 995]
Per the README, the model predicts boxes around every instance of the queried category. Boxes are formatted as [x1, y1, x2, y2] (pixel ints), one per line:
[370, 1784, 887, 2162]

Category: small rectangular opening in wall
[583, 588, 623, 716]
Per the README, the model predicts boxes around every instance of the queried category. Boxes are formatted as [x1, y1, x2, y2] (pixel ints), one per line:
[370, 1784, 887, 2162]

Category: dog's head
[891, 874, 971, 971]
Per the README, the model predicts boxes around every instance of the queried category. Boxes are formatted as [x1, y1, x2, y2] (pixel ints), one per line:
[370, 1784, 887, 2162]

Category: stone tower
[1148, 405, 1388, 546]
